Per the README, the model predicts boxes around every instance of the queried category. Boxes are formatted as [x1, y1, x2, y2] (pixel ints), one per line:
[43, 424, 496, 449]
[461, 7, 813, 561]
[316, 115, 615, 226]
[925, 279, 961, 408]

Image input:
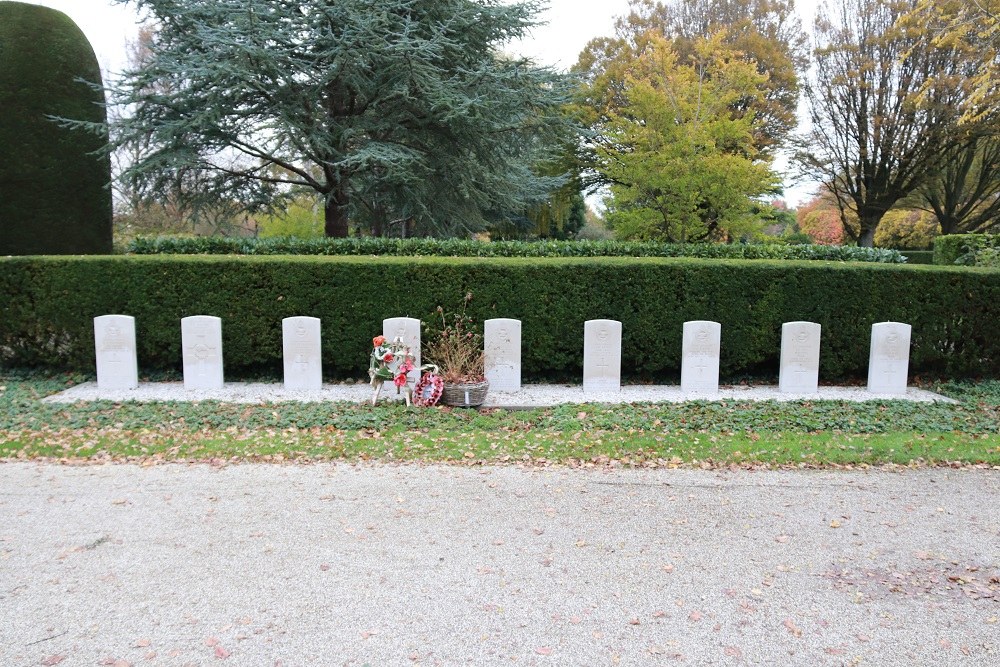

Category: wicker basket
[440, 380, 490, 407]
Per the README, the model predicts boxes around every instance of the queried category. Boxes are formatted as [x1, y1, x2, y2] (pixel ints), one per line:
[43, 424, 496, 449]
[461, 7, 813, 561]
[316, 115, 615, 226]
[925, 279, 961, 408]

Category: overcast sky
[21, 0, 822, 204]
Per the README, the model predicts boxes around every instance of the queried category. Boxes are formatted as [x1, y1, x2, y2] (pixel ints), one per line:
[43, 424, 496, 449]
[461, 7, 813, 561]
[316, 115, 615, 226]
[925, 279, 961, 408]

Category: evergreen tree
[106, 0, 576, 237]
[0, 2, 112, 254]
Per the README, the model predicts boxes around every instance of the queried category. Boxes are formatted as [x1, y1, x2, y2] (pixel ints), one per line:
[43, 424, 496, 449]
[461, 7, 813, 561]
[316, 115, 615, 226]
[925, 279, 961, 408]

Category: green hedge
[899, 250, 934, 265]
[933, 234, 1000, 265]
[2, 256, 998, 380]
[125, 236, 907, 263]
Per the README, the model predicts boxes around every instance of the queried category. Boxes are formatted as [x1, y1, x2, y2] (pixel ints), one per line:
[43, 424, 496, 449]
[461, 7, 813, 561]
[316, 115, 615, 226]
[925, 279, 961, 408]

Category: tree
[106, 0, 575, 238]
[596, 34, 779, 242]
[874, 208, 938, 249]
[802, 0, 960, 247]
[0, 2, 112, 254]
[905, 0, 1000, 123]
[575, 0, 805, 165]
[796, 190, 851, 245]
[913, 131, 1000, 235]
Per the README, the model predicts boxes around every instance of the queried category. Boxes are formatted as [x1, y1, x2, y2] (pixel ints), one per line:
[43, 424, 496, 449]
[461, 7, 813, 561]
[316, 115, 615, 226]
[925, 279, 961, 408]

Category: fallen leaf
[829, 520, 841, 528]
[133, 639, 151, 648]
[569, 616, 582, 624]
[688, 611, 703, 622]
[774, 535, 790, 543]
[629, 618, 641, 626]
[112, 499, 128, 506]
[360, 631, 377, 640]
[535, 647, 552, 656]
[856, 634, 871, 643]
[915, 551, 933, 560]
[662, 563, 675, 573]
[204, 638, 219, 647]
[652, 610, 666, 618]
[214, 646, 230, 659]
[783, 618, 802, 637]
[319, 564, 330, 571]
[939, 639, 952, 650]
[40, 656, 65, 666]
[575, 540, 587, 547]
[824, 648, 845, 656]
[724, 646, 742, 658]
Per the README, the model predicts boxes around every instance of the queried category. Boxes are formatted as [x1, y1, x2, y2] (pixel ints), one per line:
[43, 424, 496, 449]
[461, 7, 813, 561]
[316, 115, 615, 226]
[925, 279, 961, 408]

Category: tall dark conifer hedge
[0, 1, 112, 255]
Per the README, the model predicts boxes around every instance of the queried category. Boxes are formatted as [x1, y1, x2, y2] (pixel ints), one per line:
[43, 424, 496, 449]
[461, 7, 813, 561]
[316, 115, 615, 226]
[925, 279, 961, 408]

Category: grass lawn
[1, 372, 998, 467]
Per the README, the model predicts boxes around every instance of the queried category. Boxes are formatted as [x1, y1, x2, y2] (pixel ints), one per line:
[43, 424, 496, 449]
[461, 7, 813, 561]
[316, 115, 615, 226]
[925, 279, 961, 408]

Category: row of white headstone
[93, 315, 912, 396]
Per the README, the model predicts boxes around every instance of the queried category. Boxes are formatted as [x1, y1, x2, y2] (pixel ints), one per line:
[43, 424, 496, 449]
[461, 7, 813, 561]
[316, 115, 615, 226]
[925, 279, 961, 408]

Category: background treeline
[97, 1, 1000, 251]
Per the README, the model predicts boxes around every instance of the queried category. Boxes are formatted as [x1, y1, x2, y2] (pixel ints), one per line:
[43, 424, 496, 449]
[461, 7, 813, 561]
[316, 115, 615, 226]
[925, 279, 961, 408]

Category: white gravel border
[42, 381, 957, 406]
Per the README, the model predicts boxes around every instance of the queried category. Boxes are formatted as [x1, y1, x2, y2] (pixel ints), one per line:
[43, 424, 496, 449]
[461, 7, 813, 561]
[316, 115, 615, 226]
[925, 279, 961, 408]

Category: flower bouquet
[368, 335, 416, 405]
[368, 334, 444, 406]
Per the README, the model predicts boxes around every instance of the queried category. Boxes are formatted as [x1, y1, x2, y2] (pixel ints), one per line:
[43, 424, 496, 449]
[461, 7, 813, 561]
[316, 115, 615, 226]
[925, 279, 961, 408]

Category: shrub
[934, 234, 1000, 265]
[2, 256, 997, 381]
[124, 236, 907, 263]
[0, 2, 112, 255]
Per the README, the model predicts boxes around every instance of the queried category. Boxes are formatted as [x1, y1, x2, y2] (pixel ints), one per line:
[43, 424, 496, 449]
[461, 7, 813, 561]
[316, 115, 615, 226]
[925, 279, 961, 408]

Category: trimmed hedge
[0, 2, 112, 255]
[933, 234, 1000, 265]
[125, 236, 907, 263]
[3, 256, 998, 381]
[899, 250, 934, 265]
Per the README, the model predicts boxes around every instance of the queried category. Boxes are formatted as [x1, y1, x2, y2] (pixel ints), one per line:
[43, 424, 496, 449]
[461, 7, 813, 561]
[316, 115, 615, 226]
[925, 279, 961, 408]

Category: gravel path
[1, 463, 997, 666]
[42, 381, 956, 406]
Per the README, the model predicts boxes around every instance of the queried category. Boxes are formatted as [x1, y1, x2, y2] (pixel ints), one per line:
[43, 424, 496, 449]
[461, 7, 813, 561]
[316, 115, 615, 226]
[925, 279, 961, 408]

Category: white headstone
[181, 316, 224, 390]
[94, 315, 138, 390]
[867, 322, 911, 395]
[383, 317, 421, 383]
[681, 321, 721, 394]
[484, 318, 522, 392]
[583, 319, 622, 393]
[282, 316, 322, 390]
[779, 321, 821, 394]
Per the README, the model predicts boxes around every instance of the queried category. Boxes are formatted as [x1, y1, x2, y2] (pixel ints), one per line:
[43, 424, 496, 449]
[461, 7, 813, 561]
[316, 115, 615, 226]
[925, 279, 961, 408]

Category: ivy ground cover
[1, 372, 997, 467]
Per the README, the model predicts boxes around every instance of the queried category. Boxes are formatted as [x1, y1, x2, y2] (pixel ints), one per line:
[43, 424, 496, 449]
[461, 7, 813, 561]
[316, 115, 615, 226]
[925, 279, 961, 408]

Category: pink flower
[399, 359, 415, 374]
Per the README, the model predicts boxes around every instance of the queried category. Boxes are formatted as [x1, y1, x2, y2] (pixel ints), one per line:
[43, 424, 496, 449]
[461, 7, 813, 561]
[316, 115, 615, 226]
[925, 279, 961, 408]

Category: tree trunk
[858, 215, 879, 248]
[324, 193, 349, 238]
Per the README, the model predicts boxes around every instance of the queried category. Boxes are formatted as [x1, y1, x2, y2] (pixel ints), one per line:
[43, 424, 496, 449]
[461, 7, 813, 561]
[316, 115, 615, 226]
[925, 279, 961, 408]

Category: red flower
[394, 373, 408, 388]
[373, 335, 386, 348]
[383, 352, 394, 363]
